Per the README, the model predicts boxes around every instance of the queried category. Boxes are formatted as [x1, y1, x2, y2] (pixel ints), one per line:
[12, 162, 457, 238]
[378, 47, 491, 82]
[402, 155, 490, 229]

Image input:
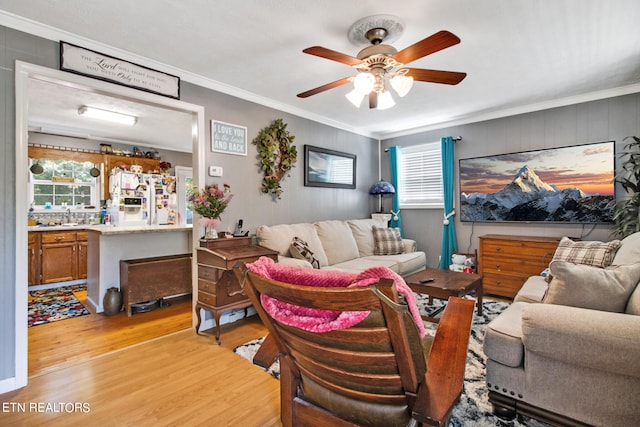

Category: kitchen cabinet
[479, 234, 560, 298]
[28, 146, 161, 201]
[35, 230, 89, 284]
[28, 232, 40, 286]
[77, 231, 88, 279]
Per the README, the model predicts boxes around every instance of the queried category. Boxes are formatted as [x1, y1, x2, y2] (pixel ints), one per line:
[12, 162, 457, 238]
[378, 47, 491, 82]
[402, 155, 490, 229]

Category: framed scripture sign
[60, 41, 180, 99]
[304, 145, 356, 189]
[211, 120, 248, 156]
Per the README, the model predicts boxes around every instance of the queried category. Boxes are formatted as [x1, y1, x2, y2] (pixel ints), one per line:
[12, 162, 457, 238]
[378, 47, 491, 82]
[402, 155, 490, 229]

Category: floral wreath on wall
[252, 118, 297, 200]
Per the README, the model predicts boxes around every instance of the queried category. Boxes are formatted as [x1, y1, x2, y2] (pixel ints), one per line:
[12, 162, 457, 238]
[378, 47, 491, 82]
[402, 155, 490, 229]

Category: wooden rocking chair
[237, 266, 474, 427]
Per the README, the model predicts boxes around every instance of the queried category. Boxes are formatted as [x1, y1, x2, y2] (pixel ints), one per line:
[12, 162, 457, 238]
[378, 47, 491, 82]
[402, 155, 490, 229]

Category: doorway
[14, 61, 206, 389]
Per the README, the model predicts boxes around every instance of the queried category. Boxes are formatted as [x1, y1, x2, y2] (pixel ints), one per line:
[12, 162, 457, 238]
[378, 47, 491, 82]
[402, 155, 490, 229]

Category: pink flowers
[188, 183, 232, 219]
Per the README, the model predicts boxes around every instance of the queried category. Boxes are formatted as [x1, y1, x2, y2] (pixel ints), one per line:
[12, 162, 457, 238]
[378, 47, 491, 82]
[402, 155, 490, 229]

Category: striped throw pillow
[373, 226, 405, 256]
[551, 237, 621, 268]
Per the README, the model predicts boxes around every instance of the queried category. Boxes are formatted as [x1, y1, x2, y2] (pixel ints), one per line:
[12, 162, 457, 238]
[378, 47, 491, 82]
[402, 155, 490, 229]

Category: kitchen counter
[29, 224, 191, 233]
[84, 224, 194, 313]
[28, 224, 107, 232]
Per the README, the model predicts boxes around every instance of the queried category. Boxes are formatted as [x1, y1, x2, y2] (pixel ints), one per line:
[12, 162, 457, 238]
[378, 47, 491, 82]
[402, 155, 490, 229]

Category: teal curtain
[388, 146, 403, 236]
[439, 136, 458, 269]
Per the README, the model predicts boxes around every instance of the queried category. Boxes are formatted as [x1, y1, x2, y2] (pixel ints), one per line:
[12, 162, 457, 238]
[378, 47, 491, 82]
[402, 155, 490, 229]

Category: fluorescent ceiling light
[78, 106, 137, 125]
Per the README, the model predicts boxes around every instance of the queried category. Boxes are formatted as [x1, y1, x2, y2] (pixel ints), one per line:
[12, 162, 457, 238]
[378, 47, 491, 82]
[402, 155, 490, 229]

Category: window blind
[398, 142, 444, 208]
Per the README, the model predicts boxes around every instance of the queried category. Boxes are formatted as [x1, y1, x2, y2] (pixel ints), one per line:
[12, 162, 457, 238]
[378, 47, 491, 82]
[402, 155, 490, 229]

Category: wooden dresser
[196, 237, 278, 344]
[479, 234, 560, 298]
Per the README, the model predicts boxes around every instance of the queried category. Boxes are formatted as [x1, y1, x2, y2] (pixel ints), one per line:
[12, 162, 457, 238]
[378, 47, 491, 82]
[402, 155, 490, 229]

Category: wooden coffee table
[405, 268, 483, 323]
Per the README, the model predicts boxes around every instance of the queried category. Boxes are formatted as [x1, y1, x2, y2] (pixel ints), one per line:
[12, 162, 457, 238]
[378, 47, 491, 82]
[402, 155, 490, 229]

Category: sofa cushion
[612, 231, 640, 266]
[625, 284, 640, 315]
[483, 302, 528, 368]
[256, 223, 329, 267]
[513, 275, 548, 304]
[314, 220, 360, 265]
[373, 226, 405, 255]
[551, 236, 621, 268]
[325, 257, 400, 274]
[290, 237, 320, 268]
[544, 261, 640, 312]
[363, 252, 426, 276]
[346, 218, 387, 256]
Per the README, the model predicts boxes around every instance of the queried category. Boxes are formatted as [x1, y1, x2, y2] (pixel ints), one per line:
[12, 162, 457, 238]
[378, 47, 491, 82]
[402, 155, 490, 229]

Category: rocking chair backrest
[240, 268, 432, 427]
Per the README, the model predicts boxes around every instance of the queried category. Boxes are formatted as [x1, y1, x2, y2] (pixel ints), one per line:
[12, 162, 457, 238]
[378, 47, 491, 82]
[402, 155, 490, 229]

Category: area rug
[234, 296, 550, 427]
[28, 284, 90, 327]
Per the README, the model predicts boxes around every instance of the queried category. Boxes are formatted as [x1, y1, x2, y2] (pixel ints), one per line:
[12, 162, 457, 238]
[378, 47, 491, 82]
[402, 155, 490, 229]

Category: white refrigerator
[109, 170, 177, 226]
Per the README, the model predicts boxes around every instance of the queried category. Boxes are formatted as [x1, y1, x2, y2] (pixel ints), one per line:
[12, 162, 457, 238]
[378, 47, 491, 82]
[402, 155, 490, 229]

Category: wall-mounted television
[459, 141, 615, 223]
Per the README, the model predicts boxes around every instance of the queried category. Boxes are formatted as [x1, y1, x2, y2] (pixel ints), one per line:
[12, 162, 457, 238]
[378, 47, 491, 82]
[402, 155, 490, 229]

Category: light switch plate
[208, 166, 223, 177]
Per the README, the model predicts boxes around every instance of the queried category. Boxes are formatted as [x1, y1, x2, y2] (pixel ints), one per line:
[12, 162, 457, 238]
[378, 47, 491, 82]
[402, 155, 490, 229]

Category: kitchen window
[30, 159, 99, 208]
[398, 142, 444, 208]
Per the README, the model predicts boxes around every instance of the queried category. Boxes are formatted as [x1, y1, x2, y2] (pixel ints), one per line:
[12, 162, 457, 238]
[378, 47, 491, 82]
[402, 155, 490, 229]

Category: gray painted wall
[0, 25, 377, 384]
[381, 94, 640, 267]
[2, 23, 639, 386]
[181, 82, 379, 235]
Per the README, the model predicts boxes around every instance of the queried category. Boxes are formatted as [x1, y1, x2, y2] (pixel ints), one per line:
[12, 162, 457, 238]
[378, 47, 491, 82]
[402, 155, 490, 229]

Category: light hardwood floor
[4, 292, 279, 426]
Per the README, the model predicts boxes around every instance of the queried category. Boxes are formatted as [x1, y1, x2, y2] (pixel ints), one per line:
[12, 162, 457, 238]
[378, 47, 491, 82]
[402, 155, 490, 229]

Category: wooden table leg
[195, 303, 204, 334]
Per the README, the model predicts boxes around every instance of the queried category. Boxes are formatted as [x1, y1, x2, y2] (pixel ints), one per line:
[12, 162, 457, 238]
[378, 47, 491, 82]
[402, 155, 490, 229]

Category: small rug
[234, 295, 551, 427]
[28, 284, 90, 327]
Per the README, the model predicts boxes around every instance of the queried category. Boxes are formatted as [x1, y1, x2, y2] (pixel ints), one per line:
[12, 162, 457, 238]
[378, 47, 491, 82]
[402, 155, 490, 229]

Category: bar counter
[85, 224, 193, 313]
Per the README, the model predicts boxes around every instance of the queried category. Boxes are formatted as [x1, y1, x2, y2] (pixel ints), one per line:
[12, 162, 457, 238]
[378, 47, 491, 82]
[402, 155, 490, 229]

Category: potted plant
[613, 136, 640, 238]
[189, 183, 233, 239]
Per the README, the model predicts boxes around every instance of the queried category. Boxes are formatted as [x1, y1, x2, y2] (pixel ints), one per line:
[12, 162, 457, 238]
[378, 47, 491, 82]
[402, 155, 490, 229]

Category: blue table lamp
[369, 180, 396, 213]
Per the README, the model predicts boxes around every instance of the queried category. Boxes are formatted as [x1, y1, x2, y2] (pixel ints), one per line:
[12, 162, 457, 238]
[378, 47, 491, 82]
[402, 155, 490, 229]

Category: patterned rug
[234, 295, 551, 427]
[28, 284, 90, 327]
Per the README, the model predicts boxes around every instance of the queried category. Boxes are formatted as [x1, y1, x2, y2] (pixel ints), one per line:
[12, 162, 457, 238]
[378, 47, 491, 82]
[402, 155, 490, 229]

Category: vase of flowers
[189, 183, 233, 239]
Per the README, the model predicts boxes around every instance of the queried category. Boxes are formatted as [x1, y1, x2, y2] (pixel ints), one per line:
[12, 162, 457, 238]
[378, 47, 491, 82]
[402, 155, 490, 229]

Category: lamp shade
[369, 180, 396, 195]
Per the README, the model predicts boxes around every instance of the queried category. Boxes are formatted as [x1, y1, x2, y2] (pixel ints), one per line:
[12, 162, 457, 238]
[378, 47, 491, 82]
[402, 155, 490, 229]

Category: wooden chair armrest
[412, 297, 474, 426]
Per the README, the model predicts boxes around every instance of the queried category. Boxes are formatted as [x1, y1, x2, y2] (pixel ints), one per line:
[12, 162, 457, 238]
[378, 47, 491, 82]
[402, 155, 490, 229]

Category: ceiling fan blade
[392, 30, 461, 65]
[405, 68, 467, 85]
[297, 77, 352, 98]
[302, 46, 363, 66]
[369, 92, 378, 109]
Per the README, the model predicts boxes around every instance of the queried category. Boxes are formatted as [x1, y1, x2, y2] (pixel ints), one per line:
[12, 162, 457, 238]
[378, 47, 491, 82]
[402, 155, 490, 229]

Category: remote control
[419, 278, 434, 283]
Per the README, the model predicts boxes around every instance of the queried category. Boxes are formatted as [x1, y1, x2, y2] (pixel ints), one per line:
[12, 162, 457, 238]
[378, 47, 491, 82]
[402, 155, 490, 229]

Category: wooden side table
[196, 237, 277, 344]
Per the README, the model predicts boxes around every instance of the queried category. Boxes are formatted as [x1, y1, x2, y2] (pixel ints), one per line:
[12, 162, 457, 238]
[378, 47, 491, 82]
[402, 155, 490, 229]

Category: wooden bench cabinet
[479, 234, 560, 298]
[196, 237, 278, 344]
[119, 253, 192, 316]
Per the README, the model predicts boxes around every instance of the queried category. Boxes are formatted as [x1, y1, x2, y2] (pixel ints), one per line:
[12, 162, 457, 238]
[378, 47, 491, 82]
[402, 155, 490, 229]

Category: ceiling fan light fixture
[345, 89, 365, 107]
[390, 74, 413, 97]
[78, 106, 137, 126]
[353, 72, 375, 95]
[377, 91, 395, 110]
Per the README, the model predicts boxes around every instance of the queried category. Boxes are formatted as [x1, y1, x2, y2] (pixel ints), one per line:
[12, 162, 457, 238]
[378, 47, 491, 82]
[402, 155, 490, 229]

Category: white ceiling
[2, 0, 640, 149]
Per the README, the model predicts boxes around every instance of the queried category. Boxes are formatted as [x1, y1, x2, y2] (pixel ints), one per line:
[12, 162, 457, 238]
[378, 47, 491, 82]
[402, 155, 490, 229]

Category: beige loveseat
[255, 218, 426, 276]
[483, 232, 640, 426]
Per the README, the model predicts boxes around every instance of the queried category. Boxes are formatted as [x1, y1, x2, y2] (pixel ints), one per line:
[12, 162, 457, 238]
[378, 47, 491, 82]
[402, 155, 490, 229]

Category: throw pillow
[290, 236, 320, 268]
[373, 226, 405, 256]
[543, 261, 640, 312]
[551, 236, 621, 268]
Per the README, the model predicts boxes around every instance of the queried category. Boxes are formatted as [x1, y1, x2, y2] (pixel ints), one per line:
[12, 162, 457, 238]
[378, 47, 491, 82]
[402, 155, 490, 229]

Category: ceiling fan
[297, 16, 467, 110]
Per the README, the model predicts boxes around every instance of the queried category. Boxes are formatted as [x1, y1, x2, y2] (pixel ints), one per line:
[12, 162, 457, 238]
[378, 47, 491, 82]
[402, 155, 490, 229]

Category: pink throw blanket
[247, 257, 425, 337]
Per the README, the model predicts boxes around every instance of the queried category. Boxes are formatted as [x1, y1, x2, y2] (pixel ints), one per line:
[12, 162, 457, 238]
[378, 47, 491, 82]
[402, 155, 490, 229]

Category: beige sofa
[255, 218, 426, 276]
[483, 232, 640, 426]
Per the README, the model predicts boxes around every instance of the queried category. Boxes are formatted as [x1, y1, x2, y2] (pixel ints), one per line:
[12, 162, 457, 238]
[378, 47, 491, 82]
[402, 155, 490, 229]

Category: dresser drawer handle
[495, 247, 502, 252]
[495, 264, 500, 269]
